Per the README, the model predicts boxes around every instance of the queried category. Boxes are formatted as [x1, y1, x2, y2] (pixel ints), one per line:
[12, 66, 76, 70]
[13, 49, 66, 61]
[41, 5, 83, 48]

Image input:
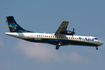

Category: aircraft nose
[101, 42, 103, 45]
[99, 42, 103, 46]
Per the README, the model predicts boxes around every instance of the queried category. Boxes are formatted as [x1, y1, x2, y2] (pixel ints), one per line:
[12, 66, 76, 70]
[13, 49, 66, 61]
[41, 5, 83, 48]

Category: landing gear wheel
[96, 46, 98, 50]
[56, 46, 59, 50]
[55, 41, 62, 50]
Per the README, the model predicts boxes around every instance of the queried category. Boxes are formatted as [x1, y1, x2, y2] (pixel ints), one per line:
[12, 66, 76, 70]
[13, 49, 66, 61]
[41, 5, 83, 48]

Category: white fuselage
[5, 32, 103, 47]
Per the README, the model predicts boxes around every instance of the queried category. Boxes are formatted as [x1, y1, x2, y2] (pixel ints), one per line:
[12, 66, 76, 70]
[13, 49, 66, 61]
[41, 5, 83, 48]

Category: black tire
[56, 46, 59, 50]
[96, 47, 98, 50]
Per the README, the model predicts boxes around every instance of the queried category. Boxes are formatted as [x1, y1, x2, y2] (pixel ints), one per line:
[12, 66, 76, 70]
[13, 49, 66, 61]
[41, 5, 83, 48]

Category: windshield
[94, 38, 98, 40]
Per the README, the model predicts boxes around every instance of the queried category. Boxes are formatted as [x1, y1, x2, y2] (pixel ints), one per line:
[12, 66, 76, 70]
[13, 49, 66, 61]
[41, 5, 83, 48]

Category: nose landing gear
[96, 46, 98, 50]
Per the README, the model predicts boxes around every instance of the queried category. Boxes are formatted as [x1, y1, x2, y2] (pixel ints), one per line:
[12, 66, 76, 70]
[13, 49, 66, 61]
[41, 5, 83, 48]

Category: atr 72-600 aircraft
[5, 16, 103, 50]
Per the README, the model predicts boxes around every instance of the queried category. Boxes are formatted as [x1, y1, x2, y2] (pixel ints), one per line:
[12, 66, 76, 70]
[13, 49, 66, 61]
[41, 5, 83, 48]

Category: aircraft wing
[55, 21, 69, 35]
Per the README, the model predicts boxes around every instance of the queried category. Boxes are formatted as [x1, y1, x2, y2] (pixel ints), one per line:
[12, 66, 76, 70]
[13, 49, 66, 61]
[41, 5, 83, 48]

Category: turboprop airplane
[5, 16, 103, 50]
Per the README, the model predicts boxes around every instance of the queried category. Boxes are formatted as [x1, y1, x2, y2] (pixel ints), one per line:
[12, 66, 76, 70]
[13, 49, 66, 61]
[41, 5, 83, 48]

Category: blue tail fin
[6, 16, 31, 32]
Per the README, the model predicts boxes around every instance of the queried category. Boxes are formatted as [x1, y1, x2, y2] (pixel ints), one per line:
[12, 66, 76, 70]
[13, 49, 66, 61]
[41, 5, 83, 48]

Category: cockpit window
[94, 38, 98, 40]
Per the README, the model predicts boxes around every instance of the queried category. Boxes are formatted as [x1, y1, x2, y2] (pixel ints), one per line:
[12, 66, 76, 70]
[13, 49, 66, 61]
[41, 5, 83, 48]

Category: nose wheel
[96, 46, 98, 50]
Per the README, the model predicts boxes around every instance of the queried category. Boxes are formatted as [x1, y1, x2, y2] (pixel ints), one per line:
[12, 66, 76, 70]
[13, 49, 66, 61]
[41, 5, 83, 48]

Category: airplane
[5, 16, 103, 50]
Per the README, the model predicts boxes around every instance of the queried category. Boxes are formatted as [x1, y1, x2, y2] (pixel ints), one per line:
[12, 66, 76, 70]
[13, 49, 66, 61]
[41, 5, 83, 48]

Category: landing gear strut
[96, 46, 98, 50]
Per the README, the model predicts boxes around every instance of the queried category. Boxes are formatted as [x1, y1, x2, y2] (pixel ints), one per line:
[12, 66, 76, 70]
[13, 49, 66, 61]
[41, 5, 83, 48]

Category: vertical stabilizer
[6, 16, 31, 32]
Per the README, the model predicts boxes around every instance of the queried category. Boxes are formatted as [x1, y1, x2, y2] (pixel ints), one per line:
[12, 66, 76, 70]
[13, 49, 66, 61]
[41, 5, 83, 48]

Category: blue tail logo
[9, 23, 17, 32]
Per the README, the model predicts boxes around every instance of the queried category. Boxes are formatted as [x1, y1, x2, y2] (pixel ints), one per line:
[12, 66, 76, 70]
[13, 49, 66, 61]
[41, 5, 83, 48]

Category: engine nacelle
[60, 30, 72, 35]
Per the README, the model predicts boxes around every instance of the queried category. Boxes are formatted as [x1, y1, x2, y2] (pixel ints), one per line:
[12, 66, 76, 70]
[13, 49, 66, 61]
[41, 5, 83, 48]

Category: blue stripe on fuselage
[24, 38, 99, 46]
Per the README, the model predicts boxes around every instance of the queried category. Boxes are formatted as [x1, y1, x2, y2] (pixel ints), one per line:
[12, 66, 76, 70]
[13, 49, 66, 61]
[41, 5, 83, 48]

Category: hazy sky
[0, 0, 105, 70]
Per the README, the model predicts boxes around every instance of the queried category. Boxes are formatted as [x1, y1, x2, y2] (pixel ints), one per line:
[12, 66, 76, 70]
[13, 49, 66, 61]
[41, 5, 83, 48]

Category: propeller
[71, 26, 75, 36]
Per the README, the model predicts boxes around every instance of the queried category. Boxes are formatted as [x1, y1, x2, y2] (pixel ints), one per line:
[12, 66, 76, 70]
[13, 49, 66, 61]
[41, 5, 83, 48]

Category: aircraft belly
[24, 38, 59, 45]
[24, 38, 99, 46]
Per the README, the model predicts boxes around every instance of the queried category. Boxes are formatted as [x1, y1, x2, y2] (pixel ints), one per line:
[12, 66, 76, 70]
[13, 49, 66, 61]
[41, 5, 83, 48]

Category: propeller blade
[73, 26, 75, 32]
[71, 26, 75, 36]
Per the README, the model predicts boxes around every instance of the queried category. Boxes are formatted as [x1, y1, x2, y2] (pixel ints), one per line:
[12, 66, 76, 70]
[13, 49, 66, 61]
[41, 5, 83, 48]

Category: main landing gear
[56, 45, 60, 50]
[96, 46, 98, 50]
[55, 42, 62, 50]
